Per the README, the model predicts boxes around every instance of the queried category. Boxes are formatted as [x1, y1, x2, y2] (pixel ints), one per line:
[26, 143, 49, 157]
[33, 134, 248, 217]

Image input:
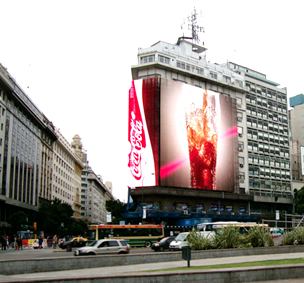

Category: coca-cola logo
[129, 111, 144, 180]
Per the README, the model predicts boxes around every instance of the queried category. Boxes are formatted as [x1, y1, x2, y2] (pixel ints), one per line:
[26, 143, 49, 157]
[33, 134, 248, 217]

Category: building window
[223, 75, 231, 83]
[239, 172, 245, 183]
[158, 55, 170, 64]
[237, 126, 243, 137]
[195, 67, 204, 75]
[235, 79, 243, 88]
[140, 55, 155, 64]
[176, 61, 186, 69]
[238, 142, 244, 152]
[239, 157, 244, 168]
[237, 111, 243, 122]
[236, 97, 242, 106]
[210, 72, 217, 80]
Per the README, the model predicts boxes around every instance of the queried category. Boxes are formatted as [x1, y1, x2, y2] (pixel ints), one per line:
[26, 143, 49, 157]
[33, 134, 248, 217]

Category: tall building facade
[52, 130, 83, 218]
[225, 63, 291, 210]
[71, 135, 113, 224]
[127, 36, 292, 224]
[0, 63, 57, 228]
[289, 94, 304, 192]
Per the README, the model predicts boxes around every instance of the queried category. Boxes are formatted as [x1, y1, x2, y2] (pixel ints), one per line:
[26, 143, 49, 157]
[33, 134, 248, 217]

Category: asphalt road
[0, 246, 158, 260]
[0, 237, 283, 260]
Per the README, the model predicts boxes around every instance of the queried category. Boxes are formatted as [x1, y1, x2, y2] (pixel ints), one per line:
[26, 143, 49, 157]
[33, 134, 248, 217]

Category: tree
[294, 187, 304, 214]
[106, 199, 126, 224]
[69, 219, 89, 237]
[38, 198, 87, 237]
[7, 210, 29, 233]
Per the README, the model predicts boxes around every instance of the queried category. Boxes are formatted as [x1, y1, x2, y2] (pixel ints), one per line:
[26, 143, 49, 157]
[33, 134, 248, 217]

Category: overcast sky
[1, 0, 303, 202]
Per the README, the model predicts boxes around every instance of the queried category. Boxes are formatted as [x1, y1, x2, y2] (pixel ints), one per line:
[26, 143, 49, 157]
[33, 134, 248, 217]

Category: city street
[0, 246, 155, 260]
[0, 236, 284, 261]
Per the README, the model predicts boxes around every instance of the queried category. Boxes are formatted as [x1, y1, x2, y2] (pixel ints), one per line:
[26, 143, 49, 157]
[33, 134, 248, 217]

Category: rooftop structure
[290, 94, 304, 108]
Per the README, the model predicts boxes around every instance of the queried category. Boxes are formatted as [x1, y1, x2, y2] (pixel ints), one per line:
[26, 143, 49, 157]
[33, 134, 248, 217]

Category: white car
[169, 230, 215, 250]
[74, 239, 130, 256]
[169, 232, 190, 250]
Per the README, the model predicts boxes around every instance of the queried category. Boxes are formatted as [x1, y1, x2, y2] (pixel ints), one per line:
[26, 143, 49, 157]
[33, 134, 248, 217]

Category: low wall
[1, 245, 304, 275]
[54, 264, 304, 283]
[4, 264, 304, 283]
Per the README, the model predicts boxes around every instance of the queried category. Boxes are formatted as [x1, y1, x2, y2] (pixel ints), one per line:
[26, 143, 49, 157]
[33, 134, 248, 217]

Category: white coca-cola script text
[129, 111, 144, 180]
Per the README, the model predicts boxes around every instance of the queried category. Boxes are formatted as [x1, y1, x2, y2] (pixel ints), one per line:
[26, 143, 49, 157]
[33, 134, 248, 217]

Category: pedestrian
[15, 236, 20, 250]
[13, 236, 17, 250]
[38, 236, 43, 249]
[17, 236, 23, 250]
[52, 234, 58, 249]
[6, 236, 9, 250]
[1, 235, 7, 250]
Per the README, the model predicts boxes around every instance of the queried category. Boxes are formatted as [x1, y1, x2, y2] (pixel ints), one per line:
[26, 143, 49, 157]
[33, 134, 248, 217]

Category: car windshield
[87, 240, 97, 247]
[159, 237, 169, 243]
[175, 233, 188, 241]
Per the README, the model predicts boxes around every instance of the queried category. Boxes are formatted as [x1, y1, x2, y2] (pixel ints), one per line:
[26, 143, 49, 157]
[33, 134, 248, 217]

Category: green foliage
[7, 210, 29, 233]
[294, 187, 304, 214]
[246, 226, 274, 247]
[69, 219, 89, 237]
[152, 258, 304, 272]
[282, 227, 304, 245]
[188, 229, 214, 250]
[106, 199, 126, 223]
[188, 226, 274, 250]
[213, 227, 241, 249]
[38, 198, 88, 237]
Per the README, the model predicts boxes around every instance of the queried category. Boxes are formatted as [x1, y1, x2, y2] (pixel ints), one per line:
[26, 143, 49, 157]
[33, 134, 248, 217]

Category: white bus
[197, 221, 268, 234]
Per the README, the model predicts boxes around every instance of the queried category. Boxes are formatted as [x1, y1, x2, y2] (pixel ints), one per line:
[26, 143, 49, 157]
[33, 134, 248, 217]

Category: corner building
[127, 38, 292, 226]
[0, 64, 57, 229]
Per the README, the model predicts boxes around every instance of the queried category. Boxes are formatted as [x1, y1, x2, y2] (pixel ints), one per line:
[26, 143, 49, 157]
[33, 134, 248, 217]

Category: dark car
[151, 236, 176, 252]
[59, 237, 88, 249]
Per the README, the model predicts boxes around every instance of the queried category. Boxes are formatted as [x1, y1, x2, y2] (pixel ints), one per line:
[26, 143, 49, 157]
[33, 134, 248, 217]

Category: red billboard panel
[128, 78, 160, 188]
[128, 78, 237, 192]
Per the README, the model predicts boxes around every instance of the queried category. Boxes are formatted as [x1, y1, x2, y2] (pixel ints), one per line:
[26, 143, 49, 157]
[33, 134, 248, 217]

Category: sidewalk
[1, 252, 304, 282]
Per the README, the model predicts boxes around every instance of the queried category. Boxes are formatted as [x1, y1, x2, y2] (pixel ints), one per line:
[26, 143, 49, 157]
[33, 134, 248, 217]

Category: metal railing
[262, 213, 304, 231]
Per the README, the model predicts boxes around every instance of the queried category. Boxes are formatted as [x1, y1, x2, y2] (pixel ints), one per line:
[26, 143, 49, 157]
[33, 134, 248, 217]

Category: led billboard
[128, 78, 237, 192]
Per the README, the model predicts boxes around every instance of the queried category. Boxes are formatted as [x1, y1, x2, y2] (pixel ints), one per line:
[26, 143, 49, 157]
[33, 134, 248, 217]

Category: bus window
[89, 224, 164, 247]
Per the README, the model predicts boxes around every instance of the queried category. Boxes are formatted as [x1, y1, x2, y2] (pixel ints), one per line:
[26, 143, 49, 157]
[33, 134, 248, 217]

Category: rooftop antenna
[190, 7, 204, 45]
[180, 7, 204, 46]
[179, 7, 207, 55]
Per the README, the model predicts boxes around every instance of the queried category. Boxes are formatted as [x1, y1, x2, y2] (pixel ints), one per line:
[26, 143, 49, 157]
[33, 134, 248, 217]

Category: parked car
[169, 232, 190, 251]
[59, 236, 88, 249]
[169, 231, 214, 250]
[74, 239, 130, 256]
[151, 236, 176, 252]
[270, 227, 284, 237]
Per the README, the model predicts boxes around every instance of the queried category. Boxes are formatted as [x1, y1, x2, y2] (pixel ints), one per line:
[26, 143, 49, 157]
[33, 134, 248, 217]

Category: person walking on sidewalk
[1, 235, 7, 250]
[52, 234, 58, 249]
[38, 236, 43, 249]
